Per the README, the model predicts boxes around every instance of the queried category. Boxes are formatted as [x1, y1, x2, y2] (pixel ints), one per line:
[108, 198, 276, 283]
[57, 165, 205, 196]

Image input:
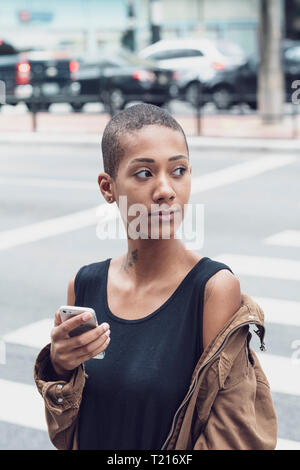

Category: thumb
[54, 310, 62, 327]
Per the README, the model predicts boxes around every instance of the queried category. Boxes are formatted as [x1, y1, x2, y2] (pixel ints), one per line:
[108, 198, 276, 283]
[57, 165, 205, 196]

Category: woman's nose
[153, 175, 176, 202]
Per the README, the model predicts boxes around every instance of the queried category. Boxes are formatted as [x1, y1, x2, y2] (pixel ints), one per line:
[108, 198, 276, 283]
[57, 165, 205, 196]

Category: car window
[98, 60, 119, 68]
[247, 56, 258, 72]
[0, 41, 18, 55]
[149, 48, 203, 60]
[148, 50, 177, 60]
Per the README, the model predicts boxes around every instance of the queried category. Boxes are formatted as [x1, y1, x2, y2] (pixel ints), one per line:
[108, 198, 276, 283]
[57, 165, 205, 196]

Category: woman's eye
[134, 167, 187, 179]
[134, 169, 152, 179]
[173, 167, 187, 176]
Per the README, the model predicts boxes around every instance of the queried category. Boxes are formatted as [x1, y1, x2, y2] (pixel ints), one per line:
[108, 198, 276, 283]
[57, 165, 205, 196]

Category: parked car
[21, 49, 81, 111]
[138, 38, 246, 106]
[206, 39, 300, 110]
[0, 39, 81, 111]
[71, 48, 177, 112]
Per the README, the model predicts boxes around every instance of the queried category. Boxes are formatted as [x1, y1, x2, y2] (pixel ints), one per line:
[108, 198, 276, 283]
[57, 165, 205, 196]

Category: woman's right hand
[50, 311, 110, 379]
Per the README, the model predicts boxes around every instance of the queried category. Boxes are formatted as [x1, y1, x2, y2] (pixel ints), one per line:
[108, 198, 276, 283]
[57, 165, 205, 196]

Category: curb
[0, 132, 300, 152]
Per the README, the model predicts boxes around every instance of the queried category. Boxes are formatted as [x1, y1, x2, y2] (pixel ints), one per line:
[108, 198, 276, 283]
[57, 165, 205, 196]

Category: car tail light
[132, 70, 156, 82]
[16, 61, 31, 84]
[211, 61, 226, 71]
[69, 60, 79, 73]
[172, 71, 180, 80]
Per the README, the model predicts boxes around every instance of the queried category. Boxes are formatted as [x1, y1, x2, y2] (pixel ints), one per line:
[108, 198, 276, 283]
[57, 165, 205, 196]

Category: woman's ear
[98, 172, 114, 202]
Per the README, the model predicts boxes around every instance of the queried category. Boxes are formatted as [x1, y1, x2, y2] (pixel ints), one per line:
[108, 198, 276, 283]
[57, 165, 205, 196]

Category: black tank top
[74, 256, 233, 450]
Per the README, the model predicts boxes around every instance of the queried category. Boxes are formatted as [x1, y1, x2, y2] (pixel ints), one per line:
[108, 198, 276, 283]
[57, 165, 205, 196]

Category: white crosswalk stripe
[276, 438, 300, 450]
[1, 251, 300, 448]
[0, 379, 47, 431]
[264, 230, 300, 247]
[252, 297, 300, 327]
[216, 253, 300, 281]
[2, 319, 53, 349]
[0, 155, 296, 252]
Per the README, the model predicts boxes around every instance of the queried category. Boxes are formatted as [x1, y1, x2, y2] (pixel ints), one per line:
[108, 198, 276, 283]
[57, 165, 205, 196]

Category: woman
[34, 104, 277, 450]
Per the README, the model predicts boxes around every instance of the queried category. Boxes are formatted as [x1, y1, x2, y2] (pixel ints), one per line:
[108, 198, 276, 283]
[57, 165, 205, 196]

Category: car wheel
[109, 88, 126, 111]
[71, 103, 84, 112]
[146, 101, 167, 108]
[247, 101, 257, 110]
[212, 86, 234, 110]
[26, 103, 50, 112]
[185, 82, 202, 107]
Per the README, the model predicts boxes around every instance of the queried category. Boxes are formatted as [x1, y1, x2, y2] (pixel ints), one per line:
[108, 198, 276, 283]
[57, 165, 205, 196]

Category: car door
[237, 57, 258, 105]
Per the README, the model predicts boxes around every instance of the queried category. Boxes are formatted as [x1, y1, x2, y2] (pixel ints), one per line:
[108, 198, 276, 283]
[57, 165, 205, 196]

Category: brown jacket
[34, 292, 277, 450]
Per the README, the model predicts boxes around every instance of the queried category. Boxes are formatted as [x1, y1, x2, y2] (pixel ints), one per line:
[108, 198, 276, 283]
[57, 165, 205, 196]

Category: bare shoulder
[202, 269, 241, 350]
[67, 276, 76, 306]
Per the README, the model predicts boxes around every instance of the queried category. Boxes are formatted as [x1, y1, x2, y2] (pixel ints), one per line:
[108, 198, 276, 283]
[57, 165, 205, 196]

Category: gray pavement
[0, 141, 300, 449]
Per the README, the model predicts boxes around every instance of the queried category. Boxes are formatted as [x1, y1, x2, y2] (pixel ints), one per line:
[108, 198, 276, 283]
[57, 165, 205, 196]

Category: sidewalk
[0, 110, 300, 151]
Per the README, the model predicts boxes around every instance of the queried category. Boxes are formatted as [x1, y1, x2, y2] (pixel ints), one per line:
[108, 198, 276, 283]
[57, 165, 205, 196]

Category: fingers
[50, 310, 111, 371]
[54, 325, 110, 370]
[77, 328, 111, 361]
[51, 311, 94, 340]
[68, 322, 110, 350]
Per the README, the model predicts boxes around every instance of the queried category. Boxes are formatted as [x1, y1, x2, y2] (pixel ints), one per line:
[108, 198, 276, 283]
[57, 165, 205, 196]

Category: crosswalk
[1, 152, 299, 449]
[1, 249, 300, 449]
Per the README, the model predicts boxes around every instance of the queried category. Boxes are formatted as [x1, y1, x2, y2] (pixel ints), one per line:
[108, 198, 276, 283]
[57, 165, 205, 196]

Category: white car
[139, 38, 246, 106]
[139, 38, 246, 70]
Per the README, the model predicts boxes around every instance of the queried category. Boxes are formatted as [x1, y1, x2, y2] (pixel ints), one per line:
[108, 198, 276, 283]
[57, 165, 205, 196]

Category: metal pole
[196, 83, 202, 136]
[149, 0, 162, 44]
[258, 0, 285, 123]
[31, 103, 37, 132]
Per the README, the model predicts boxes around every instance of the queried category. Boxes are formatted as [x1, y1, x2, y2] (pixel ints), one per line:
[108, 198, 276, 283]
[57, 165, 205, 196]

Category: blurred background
[0, 0, 300, 451]
[0, 0, 300, 134]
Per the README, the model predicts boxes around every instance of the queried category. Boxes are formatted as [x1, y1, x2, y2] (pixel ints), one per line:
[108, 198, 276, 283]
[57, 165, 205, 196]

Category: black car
[0, 39, 81, 111]
[71, 48, 177, 112]
[206, 39, 300, 110]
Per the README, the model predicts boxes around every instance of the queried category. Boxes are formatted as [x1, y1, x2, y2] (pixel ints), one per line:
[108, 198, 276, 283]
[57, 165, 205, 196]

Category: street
[0, 138, 300, 450]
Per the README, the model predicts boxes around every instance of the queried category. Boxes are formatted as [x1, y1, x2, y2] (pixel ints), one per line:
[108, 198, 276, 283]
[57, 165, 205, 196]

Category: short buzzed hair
[101, 103, 189, 179]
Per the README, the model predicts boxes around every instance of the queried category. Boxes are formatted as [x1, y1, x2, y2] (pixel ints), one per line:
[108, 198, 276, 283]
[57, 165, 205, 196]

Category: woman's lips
[149, 210, 181, 221]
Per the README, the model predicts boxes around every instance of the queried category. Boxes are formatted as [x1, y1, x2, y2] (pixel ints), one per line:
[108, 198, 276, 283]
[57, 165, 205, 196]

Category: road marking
[0, 379, 47, 431]
[3, 322, 300, 395]
[0, 351, 299, 437]
[216, 253, 300, 281]
[252, 297, 300, 327]
[0, 176, 96, 190]
[264, 230, 300, 247]
[0, 203, 116, 251]
[191, 154, 297, 193]
[2, 295, 300, 352]
[256, 352, 300, 396]
[2, 319, 53, 349]
[276, 438, 300, 450]
[0, 155, 296, 251]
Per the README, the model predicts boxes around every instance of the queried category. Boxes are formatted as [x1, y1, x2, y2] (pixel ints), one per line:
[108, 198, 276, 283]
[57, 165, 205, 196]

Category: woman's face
[113, 125, 192, 240]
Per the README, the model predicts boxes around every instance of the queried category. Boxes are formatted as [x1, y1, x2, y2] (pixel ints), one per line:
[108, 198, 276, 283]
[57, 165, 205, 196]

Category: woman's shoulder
[76, 258, 110, 276]
[71, 258, 110, 288]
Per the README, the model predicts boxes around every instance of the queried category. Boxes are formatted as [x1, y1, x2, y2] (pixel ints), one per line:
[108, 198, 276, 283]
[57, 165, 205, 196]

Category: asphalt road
[0, 140, 300, 450]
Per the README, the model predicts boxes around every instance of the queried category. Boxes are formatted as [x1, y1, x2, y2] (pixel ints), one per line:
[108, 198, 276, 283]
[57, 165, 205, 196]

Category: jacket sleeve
[33, 343, 86, 450]
[192, 341, 277, 450]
